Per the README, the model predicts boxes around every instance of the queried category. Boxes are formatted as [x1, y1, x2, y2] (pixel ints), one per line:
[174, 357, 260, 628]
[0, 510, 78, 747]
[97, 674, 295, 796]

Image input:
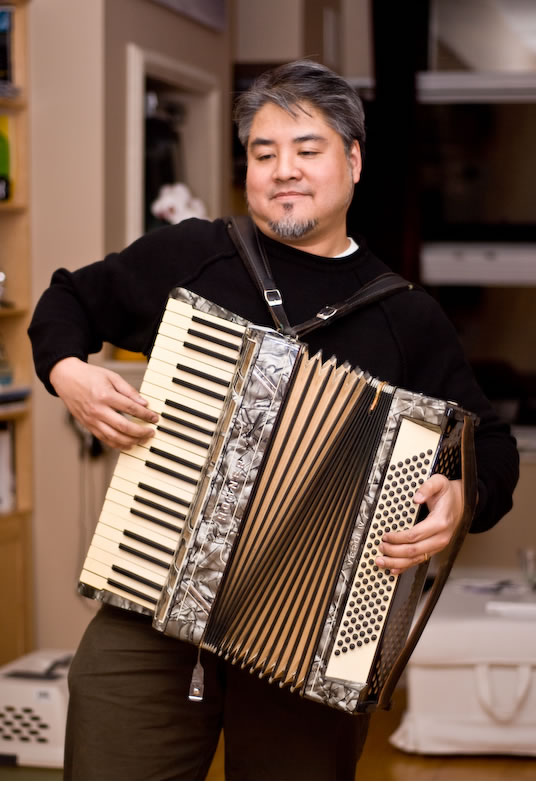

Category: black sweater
[28, 218, 519, 533]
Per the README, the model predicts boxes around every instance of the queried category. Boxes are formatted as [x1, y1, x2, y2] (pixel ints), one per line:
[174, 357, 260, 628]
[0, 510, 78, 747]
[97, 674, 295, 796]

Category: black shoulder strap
[224, 215, 415, 338]
[292, 272, 415, 337]
[224, 216, 293, 334]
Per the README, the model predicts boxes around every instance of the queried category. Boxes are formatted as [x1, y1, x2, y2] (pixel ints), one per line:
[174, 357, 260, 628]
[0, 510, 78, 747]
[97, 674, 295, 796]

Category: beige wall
[104, 0, 233, 252]
[29, 0, 107, 651]
[29, 0, 233, 652]
[234, 0, 304, 63]
[457, 459, 535, 571]
[340, 0, 373, 78]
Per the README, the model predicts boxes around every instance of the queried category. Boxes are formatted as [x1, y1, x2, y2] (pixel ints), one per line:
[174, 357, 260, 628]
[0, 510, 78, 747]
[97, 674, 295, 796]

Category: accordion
[79, 288, 477, 714]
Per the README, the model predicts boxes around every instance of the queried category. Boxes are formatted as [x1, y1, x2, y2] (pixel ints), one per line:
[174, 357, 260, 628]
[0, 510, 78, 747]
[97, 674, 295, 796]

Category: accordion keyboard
[79, 298, 246, 610]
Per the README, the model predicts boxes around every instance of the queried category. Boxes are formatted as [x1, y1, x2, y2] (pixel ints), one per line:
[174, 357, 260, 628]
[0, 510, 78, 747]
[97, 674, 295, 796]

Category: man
[29, 60, 518, 780]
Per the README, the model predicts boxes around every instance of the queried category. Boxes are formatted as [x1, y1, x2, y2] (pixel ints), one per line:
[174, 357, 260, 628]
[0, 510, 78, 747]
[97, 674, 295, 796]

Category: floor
[212, 688, 536, 782]
[4, 689, 531, 782]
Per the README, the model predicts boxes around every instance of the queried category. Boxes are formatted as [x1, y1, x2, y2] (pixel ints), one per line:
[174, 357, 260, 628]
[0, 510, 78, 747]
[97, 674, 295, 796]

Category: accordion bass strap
[376, 414, 478, 710]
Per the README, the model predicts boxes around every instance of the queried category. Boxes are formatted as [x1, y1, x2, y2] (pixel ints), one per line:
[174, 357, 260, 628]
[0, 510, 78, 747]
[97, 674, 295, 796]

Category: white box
[390, 571, 536, 756]
[0, 650, 72, 768]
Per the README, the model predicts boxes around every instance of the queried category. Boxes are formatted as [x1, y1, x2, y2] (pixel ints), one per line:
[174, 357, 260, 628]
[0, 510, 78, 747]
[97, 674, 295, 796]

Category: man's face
[245, 101, 361, 256]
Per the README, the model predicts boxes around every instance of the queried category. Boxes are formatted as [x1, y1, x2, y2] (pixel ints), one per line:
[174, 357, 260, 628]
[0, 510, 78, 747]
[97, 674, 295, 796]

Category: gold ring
[423, 553, 430, 562]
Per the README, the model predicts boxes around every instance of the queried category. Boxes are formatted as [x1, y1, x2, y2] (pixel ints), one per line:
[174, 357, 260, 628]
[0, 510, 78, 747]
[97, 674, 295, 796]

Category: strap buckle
[316, 306, 337, 321]
[264, 289, 283, 307]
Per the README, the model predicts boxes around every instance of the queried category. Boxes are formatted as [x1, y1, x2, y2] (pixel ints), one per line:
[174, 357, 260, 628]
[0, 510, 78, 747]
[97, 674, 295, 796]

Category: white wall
[433, 0, 536, 70]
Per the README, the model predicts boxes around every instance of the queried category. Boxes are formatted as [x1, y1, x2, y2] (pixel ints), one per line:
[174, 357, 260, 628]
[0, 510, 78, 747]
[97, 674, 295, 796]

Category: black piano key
[130, 507, 183, 533]
[187, 327, 240, 352]
[191, 314, 244, 340]
[149, 446, 202, 473]
[118, 543, 170, 570]
[176, 363, 231, 388]
[164, 398, 219, 424]
[172, 377, 226, 402]
[111, 564, 163, 592]
[146, 460, 198, 485]
[160, 411, 213, 438]
[137, 482, 191, 510]
[184, 341, 237, 365]
[156, 423, 210, 450]
[133, 493, 187, 520]
[123, 528, 175, 556]
[106, 578, 157, 605]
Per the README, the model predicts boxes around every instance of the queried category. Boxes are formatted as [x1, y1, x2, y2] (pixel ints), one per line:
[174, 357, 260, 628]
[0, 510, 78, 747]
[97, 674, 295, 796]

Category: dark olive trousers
[64, 604, 370, 780]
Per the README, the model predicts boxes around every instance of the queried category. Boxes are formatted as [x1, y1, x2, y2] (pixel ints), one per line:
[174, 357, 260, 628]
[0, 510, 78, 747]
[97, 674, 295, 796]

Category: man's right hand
[50, 357, 158, 450]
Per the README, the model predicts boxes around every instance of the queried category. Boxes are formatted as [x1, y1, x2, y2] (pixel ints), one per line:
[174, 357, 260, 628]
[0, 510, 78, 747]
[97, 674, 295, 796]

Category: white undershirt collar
[334, 237, 359, 258]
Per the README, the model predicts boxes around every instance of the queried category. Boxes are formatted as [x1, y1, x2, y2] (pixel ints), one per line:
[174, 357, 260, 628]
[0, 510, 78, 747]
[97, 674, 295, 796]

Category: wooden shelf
[0, 400, 29, 421]
[0, 305, 27, 318]
[0, 201, 27, 213]
[0, 94, 26, 110]
[0, 0, 33, 663]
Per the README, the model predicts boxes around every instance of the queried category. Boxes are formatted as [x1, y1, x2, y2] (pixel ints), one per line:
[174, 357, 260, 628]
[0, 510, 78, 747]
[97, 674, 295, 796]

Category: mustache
[268, 187, 312, 199]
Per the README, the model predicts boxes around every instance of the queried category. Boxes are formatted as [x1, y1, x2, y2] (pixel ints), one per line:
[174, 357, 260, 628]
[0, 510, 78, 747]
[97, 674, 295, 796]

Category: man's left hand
[375, 475, 463, 575]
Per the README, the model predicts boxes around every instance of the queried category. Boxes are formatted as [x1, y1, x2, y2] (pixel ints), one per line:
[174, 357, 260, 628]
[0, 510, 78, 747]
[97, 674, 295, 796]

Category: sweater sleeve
[28, 219, 230, 394]
[389, 289, 519, 534]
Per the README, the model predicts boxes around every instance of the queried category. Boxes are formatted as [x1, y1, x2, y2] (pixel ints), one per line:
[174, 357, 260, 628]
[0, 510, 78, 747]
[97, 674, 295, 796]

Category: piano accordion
[79, 288, 477, 714]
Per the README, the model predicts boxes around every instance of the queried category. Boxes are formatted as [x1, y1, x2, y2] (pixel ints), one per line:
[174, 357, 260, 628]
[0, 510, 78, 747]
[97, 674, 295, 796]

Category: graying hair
[234, 59, 366, 157]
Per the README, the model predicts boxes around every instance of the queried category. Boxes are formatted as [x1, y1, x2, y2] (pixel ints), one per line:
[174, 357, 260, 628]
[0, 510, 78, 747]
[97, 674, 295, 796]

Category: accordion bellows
[79, 288, 476, 714]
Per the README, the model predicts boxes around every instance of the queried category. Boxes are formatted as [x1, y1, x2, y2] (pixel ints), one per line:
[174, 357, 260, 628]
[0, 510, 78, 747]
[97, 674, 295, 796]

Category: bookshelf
[0, 0, 33, 665]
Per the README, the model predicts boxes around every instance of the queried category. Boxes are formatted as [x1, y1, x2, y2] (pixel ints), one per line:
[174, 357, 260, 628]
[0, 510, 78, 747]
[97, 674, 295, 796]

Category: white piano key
[149, 357, 230, 402]
[79, 567, 157, 610]
[114, 453, 195, 505]
[126, 445, 203, 487]
[157, 322, 240, 362]
[105, 486, 186, 534]
[153, 332, 239, 372]
[128, 434, 207, 470]
[152, 422, 211, 460]
[120, 446, 201, 495]
[114, 453, 192, 498]
[100, 499, 183, 542]
[81, 557, 161, 603]
[165, 298, 246, 336]
[142, 367, 225, 413]
[109, 476, 187, 521]
[98, 506, 181, 550]
[150, 345, 234, 383]
[91, 534, 170, 579]
[147, 393, 216, 437]
[95, 520, 176, 558]
[141, 372, 223, 420]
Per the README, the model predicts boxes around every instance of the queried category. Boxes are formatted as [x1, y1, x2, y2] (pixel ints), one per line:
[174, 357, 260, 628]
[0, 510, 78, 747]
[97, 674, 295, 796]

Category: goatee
[268, 218, 318, 239]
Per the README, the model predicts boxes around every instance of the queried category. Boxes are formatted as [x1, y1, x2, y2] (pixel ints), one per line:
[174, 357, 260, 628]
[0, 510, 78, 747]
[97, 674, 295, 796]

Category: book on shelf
[0, 6, 18, 100]
[0, 112, 12, 201]
[0, 386, 30, 418]
[0, 419, 15, 513]
[0, 6, 13, 84]
[0, 384, 30, 404]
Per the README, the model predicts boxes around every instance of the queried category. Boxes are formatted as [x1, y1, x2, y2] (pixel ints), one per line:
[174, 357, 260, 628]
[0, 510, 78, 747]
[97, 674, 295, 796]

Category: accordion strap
[225, 215, 414, 337]
[224, 216, 293, 334]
